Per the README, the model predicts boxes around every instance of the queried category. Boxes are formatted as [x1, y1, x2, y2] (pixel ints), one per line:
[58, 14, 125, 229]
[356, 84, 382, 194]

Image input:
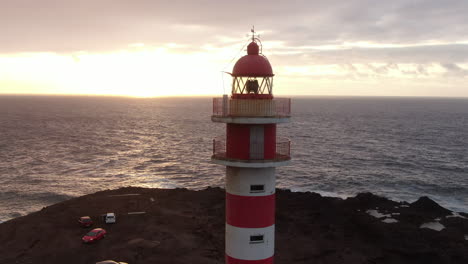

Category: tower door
[250, 125, 264, 159]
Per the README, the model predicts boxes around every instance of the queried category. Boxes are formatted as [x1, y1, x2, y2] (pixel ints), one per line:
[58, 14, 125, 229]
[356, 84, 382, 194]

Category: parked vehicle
[96, 261, 128, 264]
[78, 216, 93, 227]
[104, 213, 116, 224]
[82, 228, 106, 243]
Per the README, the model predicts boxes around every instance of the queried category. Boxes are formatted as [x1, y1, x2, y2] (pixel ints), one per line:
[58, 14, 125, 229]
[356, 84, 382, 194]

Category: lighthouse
[211, 30, 291, 264]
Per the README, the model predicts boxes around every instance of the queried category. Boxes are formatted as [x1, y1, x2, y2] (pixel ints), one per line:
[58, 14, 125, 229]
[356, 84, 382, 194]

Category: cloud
[1, 0, 468, 54]
[441, 63, 468, 77]
[2, 0, 468, 97]
[267, 43, 468, 66]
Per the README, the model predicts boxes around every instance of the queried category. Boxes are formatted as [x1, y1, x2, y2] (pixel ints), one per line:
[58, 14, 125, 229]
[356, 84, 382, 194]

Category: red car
[78, 216, 93, 227]
[82, 228, 107, 243]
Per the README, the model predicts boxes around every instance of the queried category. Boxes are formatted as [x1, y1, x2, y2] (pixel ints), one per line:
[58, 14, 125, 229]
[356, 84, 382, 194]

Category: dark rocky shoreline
[1, 187, 467, 264]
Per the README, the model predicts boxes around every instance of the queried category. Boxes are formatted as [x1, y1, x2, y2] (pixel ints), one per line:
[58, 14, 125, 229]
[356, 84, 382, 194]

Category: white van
[105, 213, 116, 224]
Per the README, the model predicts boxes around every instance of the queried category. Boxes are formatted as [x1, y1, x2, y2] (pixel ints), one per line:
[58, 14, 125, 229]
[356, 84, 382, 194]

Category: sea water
[0, 95, 467, 221]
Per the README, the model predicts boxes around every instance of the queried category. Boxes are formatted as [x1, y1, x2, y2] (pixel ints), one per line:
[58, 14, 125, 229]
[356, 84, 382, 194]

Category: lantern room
[231, 40, 274, 99]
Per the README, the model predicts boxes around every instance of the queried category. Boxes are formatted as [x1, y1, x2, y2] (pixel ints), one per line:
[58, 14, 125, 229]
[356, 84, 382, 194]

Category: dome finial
[247, 26, 262, 55]
[251, 26, 255, 42]
[250, 26, 259, 42]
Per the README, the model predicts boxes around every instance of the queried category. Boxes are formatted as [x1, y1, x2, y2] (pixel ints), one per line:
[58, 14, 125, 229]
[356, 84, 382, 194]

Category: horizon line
[1, 93, 468, 99]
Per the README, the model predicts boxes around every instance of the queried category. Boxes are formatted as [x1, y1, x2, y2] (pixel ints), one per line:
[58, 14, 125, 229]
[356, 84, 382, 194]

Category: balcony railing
[212, 136, 291, 162]
[213, 97, 291, 117]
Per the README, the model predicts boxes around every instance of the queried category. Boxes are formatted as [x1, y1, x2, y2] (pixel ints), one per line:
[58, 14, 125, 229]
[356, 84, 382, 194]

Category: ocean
[0, 95, 467, 222]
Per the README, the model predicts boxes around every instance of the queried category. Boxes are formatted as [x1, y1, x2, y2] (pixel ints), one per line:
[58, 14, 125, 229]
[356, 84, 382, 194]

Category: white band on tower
[226, 224, 275, 261]
[226, 167, 276, 196]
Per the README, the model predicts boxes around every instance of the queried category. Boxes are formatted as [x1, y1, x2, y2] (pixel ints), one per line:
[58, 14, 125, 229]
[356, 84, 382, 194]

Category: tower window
[250, 184, 265, 193]
[250, 235, 264, 244]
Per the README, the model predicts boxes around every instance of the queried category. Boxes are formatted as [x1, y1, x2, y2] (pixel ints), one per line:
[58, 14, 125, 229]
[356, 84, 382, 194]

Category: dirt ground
[1, 187, 467, 264]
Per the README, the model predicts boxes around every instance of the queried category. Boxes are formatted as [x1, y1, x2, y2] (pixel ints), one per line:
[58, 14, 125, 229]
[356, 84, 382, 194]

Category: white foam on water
[300, 189, 350, 199]
[366, 209, 391, 219]
[108, 193, 141, 197]
[420, 222, 445, 231]
[382, 218, 399, 224]
[446, 212, 467, 219]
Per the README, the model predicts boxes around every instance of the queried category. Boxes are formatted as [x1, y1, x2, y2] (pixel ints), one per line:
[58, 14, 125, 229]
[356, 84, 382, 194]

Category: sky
[0, 0, 467, 97]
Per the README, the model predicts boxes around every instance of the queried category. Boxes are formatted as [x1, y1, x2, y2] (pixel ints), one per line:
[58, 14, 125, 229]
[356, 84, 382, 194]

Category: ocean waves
[0, 96, 467, 221]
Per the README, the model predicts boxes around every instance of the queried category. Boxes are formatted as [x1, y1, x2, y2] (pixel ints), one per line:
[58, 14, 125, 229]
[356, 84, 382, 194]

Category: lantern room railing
[212, 136, 291, 162]
[212, 97, 291, 117]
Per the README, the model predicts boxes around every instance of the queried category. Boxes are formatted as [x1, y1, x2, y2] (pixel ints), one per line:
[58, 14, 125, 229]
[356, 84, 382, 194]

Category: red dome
[247, 41, 259, 55]
[232, 42, 274, 77]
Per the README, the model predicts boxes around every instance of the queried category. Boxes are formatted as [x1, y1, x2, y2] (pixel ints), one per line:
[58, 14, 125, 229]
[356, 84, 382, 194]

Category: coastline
[1, 187, 467, 263]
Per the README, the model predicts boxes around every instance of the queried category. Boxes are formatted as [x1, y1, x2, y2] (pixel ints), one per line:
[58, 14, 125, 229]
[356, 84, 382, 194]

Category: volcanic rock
[0, 187, 467, 264]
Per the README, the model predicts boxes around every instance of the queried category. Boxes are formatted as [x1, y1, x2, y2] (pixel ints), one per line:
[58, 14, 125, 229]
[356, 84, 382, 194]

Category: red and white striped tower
[211, 31, 291, 264]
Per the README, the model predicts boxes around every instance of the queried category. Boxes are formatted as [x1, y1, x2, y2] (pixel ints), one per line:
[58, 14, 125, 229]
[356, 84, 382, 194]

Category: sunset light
[2, 40, 467, 97]
[0, 46, 228, 97]
[1, 1, 468, 264]
[1, 0, 468, 98]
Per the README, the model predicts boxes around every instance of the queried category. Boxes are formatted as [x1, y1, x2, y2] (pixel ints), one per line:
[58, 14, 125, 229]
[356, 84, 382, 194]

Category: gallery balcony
[211, 97, 291, 124]
[211, 136, 291, 168]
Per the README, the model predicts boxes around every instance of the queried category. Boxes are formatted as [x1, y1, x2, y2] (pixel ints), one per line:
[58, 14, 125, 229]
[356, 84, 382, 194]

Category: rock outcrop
[0, 187, 467, 264]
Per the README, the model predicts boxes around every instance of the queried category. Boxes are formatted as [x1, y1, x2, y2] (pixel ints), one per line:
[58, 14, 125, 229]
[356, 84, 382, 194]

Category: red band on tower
[226, 193, 275, 228]
[226, 255, 274, 264]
